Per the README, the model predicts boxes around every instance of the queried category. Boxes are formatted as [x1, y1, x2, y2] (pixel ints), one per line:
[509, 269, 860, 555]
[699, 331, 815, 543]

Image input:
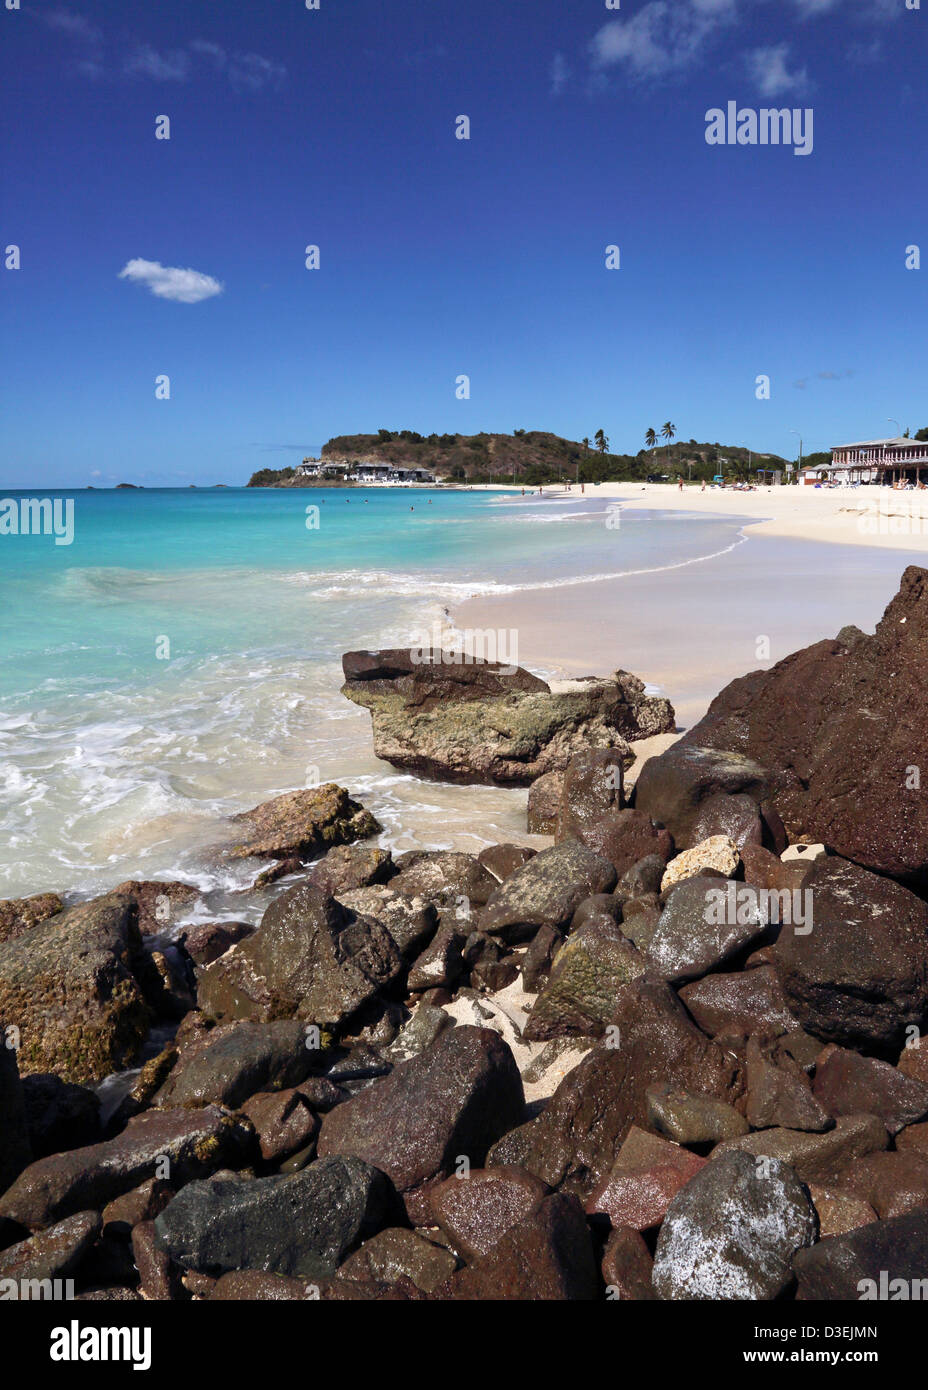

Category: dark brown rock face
[574, 809, 673, 878]
[0, 893, 150, 1082]
[554, 747, 626, 841]
[0, 1107, 254, 1229]
[428, 1166, 550, 1260]
[479, 842, 616, 943]
[676, 567, 928, 885]
[771, 857, 928, 1052]
[812, 1046, 928, 1135]
[317, 1026, 525, 1223]
[428, 1193, 599, 1301]
[341, 649, 673, 787]
[634, 744, 772, 850]
[793, 1211, 928, 1300]
[679, 966, 799, 1040]
[491, 976, 741, 1198]
[153, 1020, 317, 1109]
[196, 882, 403, 1030]
[0, 1034, 31, 1191]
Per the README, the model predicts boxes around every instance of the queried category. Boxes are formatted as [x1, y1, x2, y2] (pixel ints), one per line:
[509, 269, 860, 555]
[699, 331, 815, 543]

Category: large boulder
[341, 650, 674, 786]
[676, 567, 928, 885]
[634, 744, 772, 850]
[0, 1107, 253, 1228]
[428, 1166, 550, 1260]
[489, 976, 741, 1198]
[228, 783, 381, 860]
[554, 748, 626, 841]
[317, 1026, 525, 1222]
[523, 917, 646, 1040]
[428, 1193, 598, 1301]
[771, 857, 928, 1052]
[154, 1156, 390, 1281]
[652, 1151, 817, 1300]
[709, 1113, 889, 1184]
[573, 809, 673, 878]
[0, 893, 150, 1082]
[306, 844, 395, 896]
[153, 1020, 317, 1109]
[646, 877, 767, 985]
[811, 1046, 928, 1135]
[196, 883, 403, 1030]
[793, 1211, 928, 1300]
[0, 1211, 100, 1286]
[679, 966, 799, 1040]
[479, 842, 616, 943]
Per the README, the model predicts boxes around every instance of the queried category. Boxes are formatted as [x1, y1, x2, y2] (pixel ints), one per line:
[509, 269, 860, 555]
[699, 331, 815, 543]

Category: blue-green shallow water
[0, 486, 747, 902]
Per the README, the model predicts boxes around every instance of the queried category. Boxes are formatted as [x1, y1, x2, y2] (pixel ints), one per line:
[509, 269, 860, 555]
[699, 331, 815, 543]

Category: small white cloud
[118, 259, 224, 304]
[124, 44, 191, 82]
[550, 52, 571, 95]
[227, 53, 287, 92]
[590, 0, 737, 80]
[747, 44, 809, 97]
[189, 40, 228, 69]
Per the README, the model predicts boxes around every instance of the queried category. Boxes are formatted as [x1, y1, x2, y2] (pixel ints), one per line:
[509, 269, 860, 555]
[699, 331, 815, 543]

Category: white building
[803, 437, 928, 486]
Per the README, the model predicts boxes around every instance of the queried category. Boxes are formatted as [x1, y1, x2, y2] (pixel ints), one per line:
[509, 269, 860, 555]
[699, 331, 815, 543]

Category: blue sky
[1, 0, 925, 486]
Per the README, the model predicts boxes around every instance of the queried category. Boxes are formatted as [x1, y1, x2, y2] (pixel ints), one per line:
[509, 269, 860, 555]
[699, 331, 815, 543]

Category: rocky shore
[2, 568, 928, 1302]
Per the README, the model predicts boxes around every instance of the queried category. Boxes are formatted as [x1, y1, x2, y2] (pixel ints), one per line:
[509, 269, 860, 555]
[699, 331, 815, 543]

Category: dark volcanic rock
[527, 771, 565, 833]
[690, 793, 763, 850]
[523, 917, 646, 1041]
[341, 646, 549, 695]
[335, 884, 436, 958]
[154, 1156, 390, 1281]
[389, 850, 497, 911]
[585, 1126, 706, 1232]
[652, 1150, 817, 1300]
[0, 892, 150, 1082]
[21, 1073, 101, 1158]
[771, 857, 928, 1051]
[317, 1025, 525, 1222]
[679, 966, 799, 1040]
[812, 1046, 928, 1135]
[0, 1210, 100, 1285]
[554, 747, 626, 842]
[228, 783, 381, 860]
[197, 882, 402, 1030]
[646, 1083, 749, 1145]
[477, 844, 537, 882]
[744, 1035, 833, 1132]
[493, 975, 741, 1197]
[602, 1225, 656, 1300]
[634, 743, 772, 850]
[0, 1034, 31, 1190]
[479, 842, 616, 943]
[342, 653, 673, 786]
[710, 1113, 889, 1184]
[181, 920, 254, 967]
[793, 1211, 928, 1300]
[153, 1020, 317, 1109]
[676, 567, 928, 884]
[306, 844, 395, 896]
[832, 1149, 928, 1220]
[428, 1166, 550, 1260]
[574, 809, 673, 878]
[338, 1228, 457, 1293]
[0, 1106, 253, 1229]
[428, 1193, 598, 1301]
[646, 878, 767, 985]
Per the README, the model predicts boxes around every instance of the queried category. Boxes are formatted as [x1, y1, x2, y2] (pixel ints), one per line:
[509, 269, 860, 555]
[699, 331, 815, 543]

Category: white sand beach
[454, 483, 928, 729]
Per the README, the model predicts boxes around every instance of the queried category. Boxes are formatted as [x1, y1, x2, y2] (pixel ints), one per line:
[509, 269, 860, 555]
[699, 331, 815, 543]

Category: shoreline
[451, 485, 928, 729]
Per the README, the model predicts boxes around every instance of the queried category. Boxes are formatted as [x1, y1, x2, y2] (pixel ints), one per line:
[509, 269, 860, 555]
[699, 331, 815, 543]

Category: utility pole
[789, 430, 803, 484]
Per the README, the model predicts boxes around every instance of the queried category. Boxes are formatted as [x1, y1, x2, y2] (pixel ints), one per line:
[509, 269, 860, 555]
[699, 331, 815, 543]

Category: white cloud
[118, 259, 224, 305]
[227, 53, 287, 93]
[590, 0, 738, 79]
[40, 8, 105, 79]
[124, 44, 191, 82]
[747, 43, 809, 97]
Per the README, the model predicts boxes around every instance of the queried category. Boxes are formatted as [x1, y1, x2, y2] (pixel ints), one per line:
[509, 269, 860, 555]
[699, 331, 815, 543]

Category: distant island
[247, 429, 791, 489]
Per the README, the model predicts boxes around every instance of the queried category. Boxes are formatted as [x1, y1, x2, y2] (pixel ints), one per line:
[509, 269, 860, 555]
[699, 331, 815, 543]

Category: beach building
[296, 458, 436, 485]
[803, 438, 928, 486]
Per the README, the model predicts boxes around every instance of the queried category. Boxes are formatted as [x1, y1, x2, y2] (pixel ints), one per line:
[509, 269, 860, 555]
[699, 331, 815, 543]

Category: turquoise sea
[0, 486, 748, 904]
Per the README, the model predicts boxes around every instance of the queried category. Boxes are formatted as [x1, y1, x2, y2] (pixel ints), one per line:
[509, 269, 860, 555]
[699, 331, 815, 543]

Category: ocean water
[0, 486, 747, 907]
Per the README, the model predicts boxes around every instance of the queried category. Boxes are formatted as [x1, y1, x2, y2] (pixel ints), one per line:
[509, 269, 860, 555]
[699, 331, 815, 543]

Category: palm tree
[661, 421, 676, 448]
[581, 437, 591, 453]
[594, 429, 609, 455]
[645, 428, 658, 450]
